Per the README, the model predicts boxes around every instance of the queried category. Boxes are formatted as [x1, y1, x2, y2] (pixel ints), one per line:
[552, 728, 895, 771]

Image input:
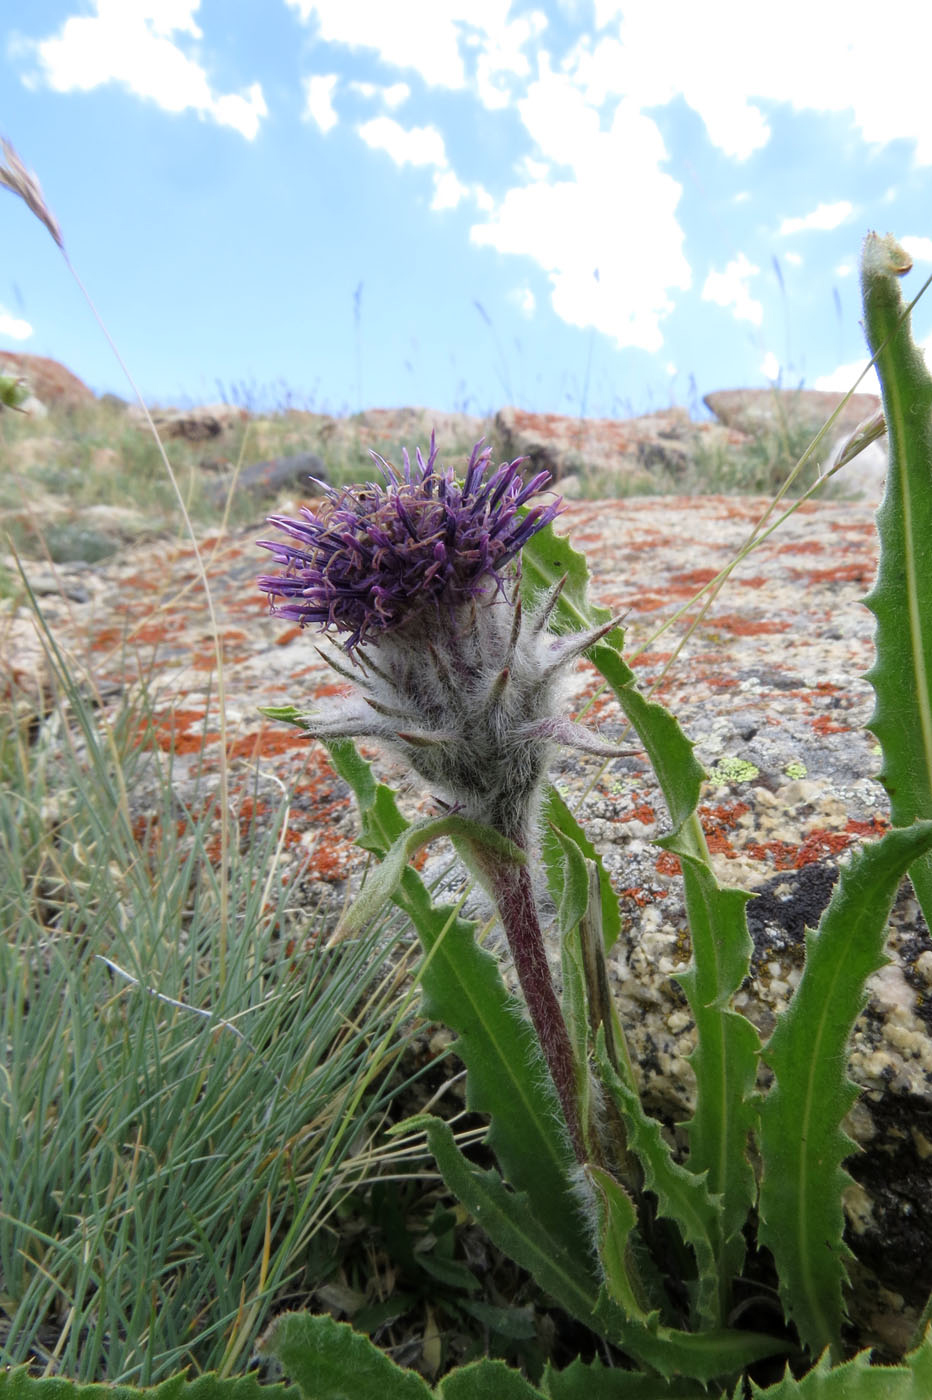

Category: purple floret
[257, 435, 562, 650]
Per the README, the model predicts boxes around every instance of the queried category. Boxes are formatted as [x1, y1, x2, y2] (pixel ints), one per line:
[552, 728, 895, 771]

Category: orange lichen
[811, 715, 849, 735]
[655, 850, 682, 877]
[775, 540, 824, 554]
[629, 651, 673, 667]
[846, 815, 888, 837]
[712, 614, 791, 636]
[789, 563, 872, 585]
[620, 796, 655, 824]
[619, 886, 657, 908]
[226, 727, 311, 759]
[669, 567, 719, 587]
[622, 593, 668, 612]
[132, 708, 220, 754]
[793, 829, 852, 865]
[133, 622, 183, 645]
[307, 833, 356, 881]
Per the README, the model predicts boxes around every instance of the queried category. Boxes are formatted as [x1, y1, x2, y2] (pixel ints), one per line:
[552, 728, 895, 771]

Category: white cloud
[348, 80, 410, 109]
[817, 333, 932, 395]
[281, 0, 932, 357]
[431, 169, 469, 210]
[382, 82, 410, 110]
[583, 0, 932, 165]
[702, 253, 763, 326]
[22, 0, 267, 139]
[471, 77, 690, 351]
[760, 351, 781, 381]
[0, 308, 33, 340]
[814, 359, 882, 395]
[565, 22, 770, 160]
[286, 0, 467, 87]
[304, 73, 338, 132]
[835, 262, 855, 278]
[509, 285, 536, 317]
[357, 116, 446, 168]
[474, 8, 547, 110]
[784, 251, 803, 267]
[778, 201, 853, 236]
[429, 168, 493, 213]
[901, 235, 932, 263]
[288, 1, 550, 112]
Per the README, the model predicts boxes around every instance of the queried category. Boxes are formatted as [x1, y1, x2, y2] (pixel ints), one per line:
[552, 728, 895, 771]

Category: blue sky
[3, 0, 932, 417]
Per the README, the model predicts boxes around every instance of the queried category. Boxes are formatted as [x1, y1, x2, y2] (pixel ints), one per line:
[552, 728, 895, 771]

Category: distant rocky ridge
[2, 350, 887, 501]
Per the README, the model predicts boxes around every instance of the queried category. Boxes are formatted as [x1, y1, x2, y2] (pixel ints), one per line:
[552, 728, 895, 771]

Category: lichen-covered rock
[492, 403, 749, 490]
[0, 351, 95, 409]
[704, 387, 881, 441]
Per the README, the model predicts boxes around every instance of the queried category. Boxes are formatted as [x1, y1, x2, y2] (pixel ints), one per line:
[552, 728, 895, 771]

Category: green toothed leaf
[333, 812, 525, 938]
[596, 1034, 722, 1330]
[663, 836, 759, 1296]
[520, 526, 762, 1311]
[437, 1359, 546, 1398]
[408, 1116, 790, 1382]
[542, 784, 623, 950]
[0, 1372, 300, 1400]
[322, 739, 588, 1262]
[758, 820, 932, 1361]
[586, 1163, 649, 1320]
[264, 1311, 432, 1399]
[542, 1358, 710, 1398]
[518, 519, 623, 645]
[861, 232, 932, 927]
[591, 643, 760, 1304]
[745, 1326, 932, 1396]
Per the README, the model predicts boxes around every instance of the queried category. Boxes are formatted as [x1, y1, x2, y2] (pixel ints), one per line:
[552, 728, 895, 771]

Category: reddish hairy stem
[483, 855, 585, 1161]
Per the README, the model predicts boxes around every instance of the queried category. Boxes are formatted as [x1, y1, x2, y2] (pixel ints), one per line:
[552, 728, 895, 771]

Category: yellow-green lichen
[784, 760, 808, 780]
[708, 756, 759, 786]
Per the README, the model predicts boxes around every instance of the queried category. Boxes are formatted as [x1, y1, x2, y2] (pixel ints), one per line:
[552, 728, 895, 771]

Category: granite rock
[492, 404, 751, 489]
[129, 402, 250, 441]
[206, 450, 327, 506]
[0, 351, 95, 409]
[704, 387, 882, 441]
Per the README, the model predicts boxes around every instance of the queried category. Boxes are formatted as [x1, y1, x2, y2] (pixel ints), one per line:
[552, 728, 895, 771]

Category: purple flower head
[257, 431, 628, 845]
[257, 435, 562, 650]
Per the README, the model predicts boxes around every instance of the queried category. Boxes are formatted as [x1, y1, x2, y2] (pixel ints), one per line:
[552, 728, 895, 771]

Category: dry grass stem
[1, 136, 64, 249]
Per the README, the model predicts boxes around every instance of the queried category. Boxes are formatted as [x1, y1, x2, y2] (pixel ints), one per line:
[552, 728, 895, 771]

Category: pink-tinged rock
[128, 403, 250, 441]
[277, 407, 491, 473]
[704, 388, 882, 441]
[493, 404, 749, 489]
[0, 351, 95, 408]
[353, 406, 489, 447]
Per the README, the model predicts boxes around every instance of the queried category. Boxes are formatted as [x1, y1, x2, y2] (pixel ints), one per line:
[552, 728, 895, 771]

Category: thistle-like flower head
[258, 436, 625, 844]
[257, 435, 559, 649]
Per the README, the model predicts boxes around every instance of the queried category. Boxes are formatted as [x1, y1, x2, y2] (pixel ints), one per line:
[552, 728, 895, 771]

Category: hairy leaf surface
[266, 1312, 432, 1399]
